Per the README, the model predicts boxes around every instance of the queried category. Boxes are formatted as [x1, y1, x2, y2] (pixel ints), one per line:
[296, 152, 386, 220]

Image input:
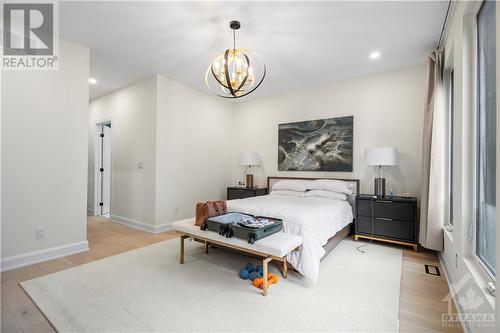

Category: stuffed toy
[244, 263, 255, 273]
[239, 263, 263, 280]
[239, 268, 250, 279]
[252, 274, 279, 289]
[248, 271, 260, 280]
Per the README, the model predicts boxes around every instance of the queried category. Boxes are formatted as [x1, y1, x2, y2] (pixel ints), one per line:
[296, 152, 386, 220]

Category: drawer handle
[376, 217, 394, 221]
[376, 200, 392, 204]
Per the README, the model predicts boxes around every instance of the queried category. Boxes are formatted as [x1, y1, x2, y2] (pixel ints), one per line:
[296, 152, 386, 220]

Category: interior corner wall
[1, 39, 89, 260]
[231, 66, 426, 197]
[155, 75, 233, 225]
[89, 77, 157, 227]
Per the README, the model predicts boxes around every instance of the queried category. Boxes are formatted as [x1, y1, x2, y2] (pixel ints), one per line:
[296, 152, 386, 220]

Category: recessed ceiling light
[370, 51, 381, 60]
[88, 78, 97, 84]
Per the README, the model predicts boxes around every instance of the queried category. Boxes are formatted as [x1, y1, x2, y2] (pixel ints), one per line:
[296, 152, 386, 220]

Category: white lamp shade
[365, 147, 398, 166]
[239, 152, 261, 166]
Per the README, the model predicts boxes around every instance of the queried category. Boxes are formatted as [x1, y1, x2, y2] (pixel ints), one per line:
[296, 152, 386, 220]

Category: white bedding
[227, 194, 353, 284]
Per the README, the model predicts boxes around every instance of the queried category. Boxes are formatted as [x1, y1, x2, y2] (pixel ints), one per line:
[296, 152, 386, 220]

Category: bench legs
[282, 258, 288, 279]
[179, 235, 189, 264]
[262, 257, 272, 296]
[178, 234, 288, 297]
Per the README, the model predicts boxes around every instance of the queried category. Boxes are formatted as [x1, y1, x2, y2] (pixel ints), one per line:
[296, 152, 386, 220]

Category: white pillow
[306, 179, 354, 195]
[272, 179, 311, 192]
[269, 189, 306, 197]
[305, 189, 347, 201]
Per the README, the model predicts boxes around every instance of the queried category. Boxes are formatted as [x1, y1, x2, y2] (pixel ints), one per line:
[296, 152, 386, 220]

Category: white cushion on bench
[172, 219, 303, 258]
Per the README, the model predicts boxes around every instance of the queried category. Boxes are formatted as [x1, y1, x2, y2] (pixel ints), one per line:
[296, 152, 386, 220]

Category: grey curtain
[420, 50, 445, 251]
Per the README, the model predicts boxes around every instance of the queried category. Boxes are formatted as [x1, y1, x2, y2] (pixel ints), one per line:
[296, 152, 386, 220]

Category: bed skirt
[322, 222, 353, 259]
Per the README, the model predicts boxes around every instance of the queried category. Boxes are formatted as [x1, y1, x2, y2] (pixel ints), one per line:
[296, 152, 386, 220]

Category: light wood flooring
[1, 216, 461, 333]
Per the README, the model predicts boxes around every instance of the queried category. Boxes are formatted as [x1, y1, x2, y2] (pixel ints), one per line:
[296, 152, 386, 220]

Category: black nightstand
[227, 187, 267, 200]
[355, 195, 419, 251]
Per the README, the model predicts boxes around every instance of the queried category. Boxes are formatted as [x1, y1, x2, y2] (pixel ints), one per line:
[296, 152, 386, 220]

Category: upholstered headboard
[266, 176, 360, 215]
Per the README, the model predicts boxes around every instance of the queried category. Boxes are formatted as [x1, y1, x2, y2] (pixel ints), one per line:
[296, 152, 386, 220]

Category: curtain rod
[437, 0, 453, 49]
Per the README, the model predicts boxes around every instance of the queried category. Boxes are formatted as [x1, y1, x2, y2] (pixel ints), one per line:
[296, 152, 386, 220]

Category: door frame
[93, 118, 112, 216]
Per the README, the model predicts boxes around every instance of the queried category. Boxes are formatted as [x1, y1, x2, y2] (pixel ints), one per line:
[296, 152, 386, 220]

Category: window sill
[463, 256, 495, 308]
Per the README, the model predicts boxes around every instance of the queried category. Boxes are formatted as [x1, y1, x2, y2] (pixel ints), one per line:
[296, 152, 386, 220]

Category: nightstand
[227, 187, 267, 200]
[354, 195, 419, 251]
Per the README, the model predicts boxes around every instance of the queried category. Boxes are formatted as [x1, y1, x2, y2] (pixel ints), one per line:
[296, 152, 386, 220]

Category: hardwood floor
[399, 246, 462, 333]
[1, 216, 461, 333]
[1, 216, 178, 333]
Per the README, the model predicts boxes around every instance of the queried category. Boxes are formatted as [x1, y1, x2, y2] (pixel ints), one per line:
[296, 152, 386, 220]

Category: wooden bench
[172, 219, 303, 296]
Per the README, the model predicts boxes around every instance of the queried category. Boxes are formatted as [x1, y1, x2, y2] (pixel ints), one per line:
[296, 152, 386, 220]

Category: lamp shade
[365, 147, 398, 166]
[239, 152, 261, 166]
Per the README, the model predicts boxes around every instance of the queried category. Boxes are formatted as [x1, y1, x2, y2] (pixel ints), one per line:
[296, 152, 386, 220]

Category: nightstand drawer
[357, 216, 415, 241]
[357, 199, 415, 221]
[228, 188, 254, 199]
[227, 187, 267, 200]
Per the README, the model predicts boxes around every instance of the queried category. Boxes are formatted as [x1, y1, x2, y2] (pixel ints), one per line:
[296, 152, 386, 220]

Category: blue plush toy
[244, 263, 255, 273]
[248, 271, 258, 281]
[240, 263, 262, 280]
[239, 268, 250, 280]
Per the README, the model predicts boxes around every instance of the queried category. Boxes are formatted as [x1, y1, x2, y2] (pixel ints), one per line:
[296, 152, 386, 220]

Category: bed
[226, 176, 359, 284]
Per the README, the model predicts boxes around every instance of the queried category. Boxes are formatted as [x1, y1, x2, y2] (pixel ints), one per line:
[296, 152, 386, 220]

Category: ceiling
[59, 1, 449, 100]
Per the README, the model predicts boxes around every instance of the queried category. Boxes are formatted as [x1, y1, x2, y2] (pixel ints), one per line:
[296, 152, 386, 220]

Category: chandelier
[205, 20, 266, 99]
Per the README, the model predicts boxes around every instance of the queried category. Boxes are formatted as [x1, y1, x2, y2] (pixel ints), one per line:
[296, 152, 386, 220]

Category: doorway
[95, 122, 112, 217]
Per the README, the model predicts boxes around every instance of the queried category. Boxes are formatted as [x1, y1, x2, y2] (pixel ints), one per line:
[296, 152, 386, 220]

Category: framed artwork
[278, 116, 353, 171]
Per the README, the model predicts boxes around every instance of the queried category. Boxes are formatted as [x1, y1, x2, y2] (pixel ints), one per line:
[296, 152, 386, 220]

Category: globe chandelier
[205, 20, 266, 99]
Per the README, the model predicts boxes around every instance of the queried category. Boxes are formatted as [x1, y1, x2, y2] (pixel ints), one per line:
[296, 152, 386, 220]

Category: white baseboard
[438, 253, 471, 333]
[110, 214, 175, 234]
[1, 241, 89, 272]
[87, 207, 94, 214]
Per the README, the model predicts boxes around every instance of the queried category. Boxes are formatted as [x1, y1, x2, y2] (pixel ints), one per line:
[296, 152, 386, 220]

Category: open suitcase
[201, 212, 283, 244]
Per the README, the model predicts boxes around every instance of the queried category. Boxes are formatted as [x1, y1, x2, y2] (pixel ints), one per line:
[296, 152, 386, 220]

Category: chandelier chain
[233, 29, 236, 51]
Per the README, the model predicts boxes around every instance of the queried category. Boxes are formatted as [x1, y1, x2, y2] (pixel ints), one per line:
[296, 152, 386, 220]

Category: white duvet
[227, 194, 353, 284]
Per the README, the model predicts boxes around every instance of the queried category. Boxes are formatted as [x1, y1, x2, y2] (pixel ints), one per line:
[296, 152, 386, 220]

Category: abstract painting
[278, 116, 353, 171]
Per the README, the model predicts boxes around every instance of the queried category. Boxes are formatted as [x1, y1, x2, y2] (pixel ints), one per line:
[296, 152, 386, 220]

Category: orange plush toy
[252, 274, 279, 289]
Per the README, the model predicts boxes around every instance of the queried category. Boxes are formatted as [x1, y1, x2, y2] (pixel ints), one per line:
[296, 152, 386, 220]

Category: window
[446, 68, 454, 226]
[476, 0, 496, 277]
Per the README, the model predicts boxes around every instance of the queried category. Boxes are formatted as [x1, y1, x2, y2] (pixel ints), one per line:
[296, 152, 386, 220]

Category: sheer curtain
[420, 50, 445, 251]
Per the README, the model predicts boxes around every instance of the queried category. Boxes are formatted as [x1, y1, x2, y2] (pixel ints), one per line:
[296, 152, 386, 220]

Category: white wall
[155, 75, 233, 224]
[89, 77, 157, 227]
[439, 2, 499, 331]
[231, 66, 426, 196]
[88, 75, 233, 228]
[1, 39, 89, 263]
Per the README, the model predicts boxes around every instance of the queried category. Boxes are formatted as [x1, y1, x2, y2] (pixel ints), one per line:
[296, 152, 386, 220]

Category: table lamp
[239, 152, 260, 188]
[365, 147, 398, 197]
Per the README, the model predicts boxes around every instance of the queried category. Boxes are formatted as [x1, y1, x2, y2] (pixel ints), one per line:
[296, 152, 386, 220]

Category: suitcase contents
[201, 212, 283, 244]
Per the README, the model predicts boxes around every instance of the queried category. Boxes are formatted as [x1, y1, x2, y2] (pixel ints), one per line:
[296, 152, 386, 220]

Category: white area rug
[21, 238, 402, 332]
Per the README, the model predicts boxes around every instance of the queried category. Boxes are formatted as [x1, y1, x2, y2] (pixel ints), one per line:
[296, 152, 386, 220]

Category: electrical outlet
[36, 227, 46, 240]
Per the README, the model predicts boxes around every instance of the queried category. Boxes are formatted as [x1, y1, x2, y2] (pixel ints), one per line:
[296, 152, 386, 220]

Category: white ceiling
[59, 1, 449, 100]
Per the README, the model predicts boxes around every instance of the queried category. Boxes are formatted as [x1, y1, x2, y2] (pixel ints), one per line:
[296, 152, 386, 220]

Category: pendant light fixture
[205, 20, 266, 99]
